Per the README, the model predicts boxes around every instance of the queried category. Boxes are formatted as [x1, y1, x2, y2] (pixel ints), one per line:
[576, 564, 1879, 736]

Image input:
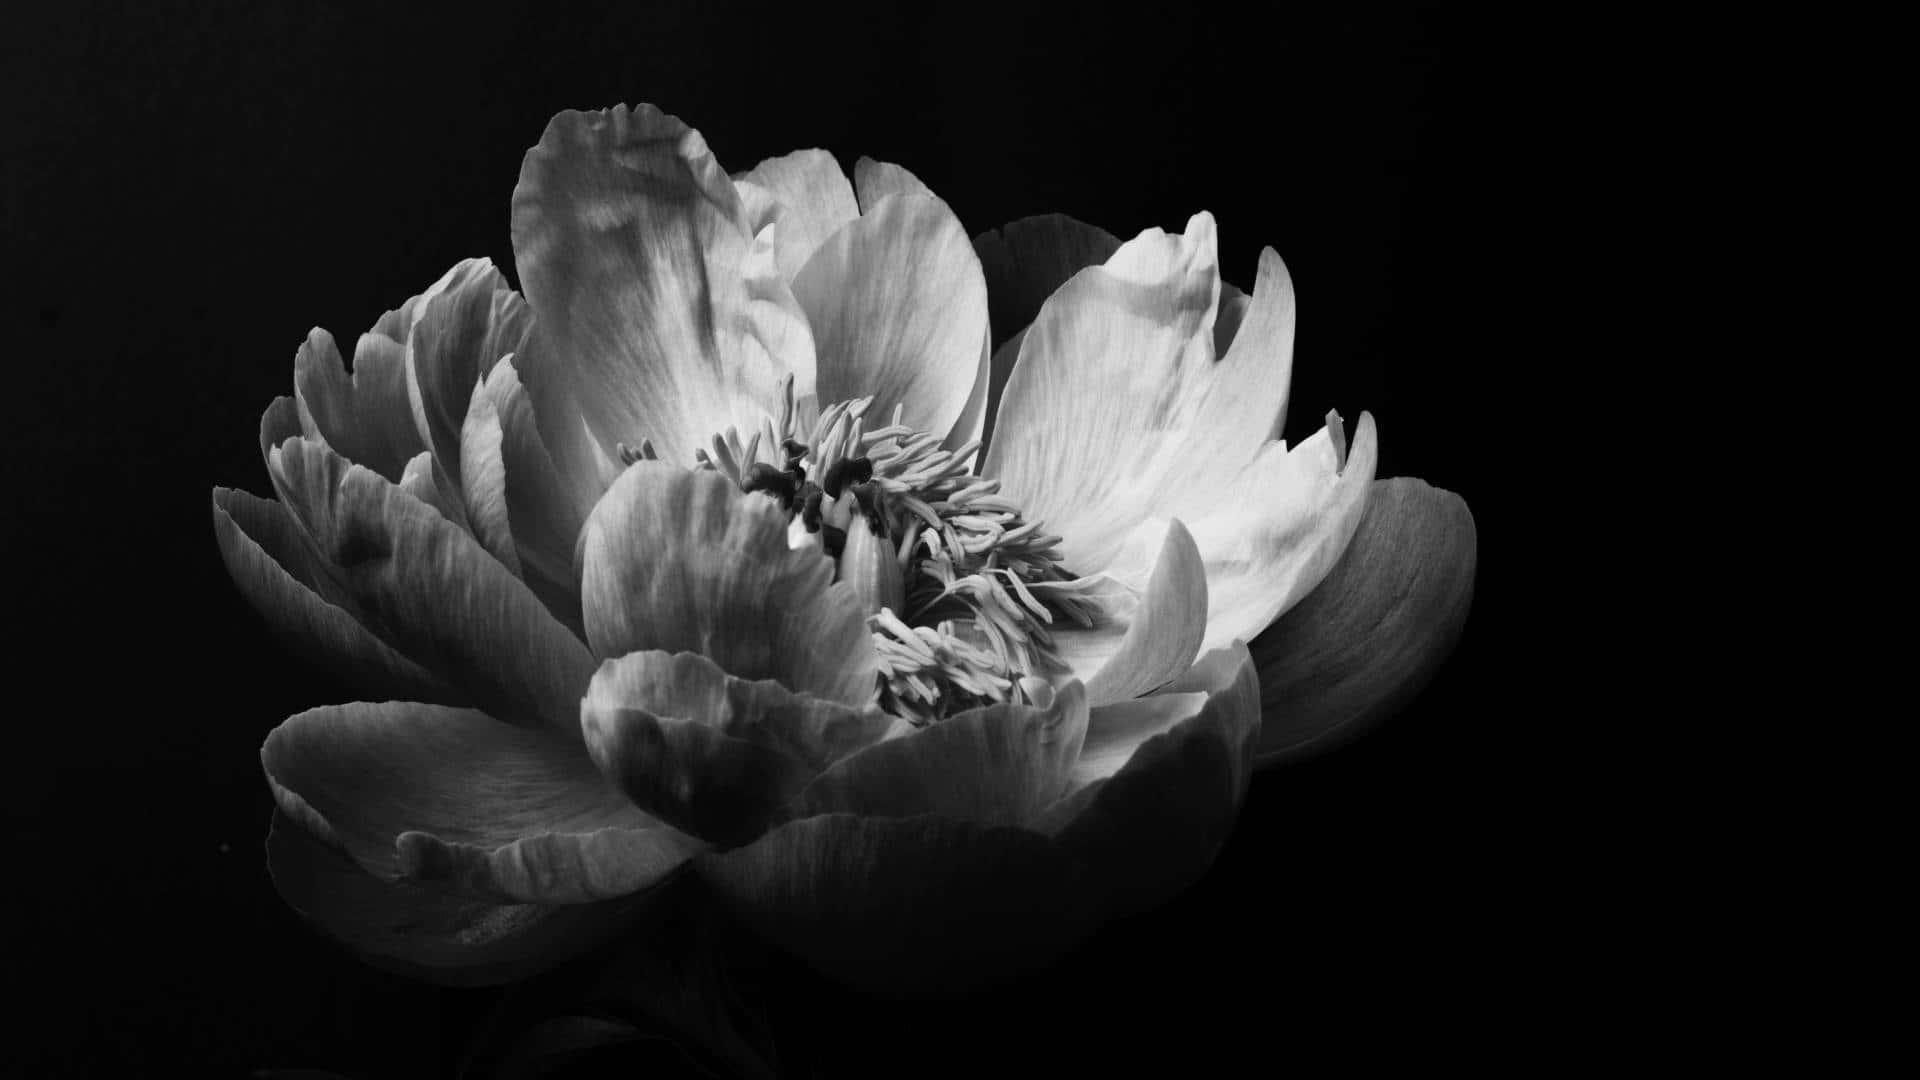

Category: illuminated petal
[404, 258, 531, 496]
[1051, 518, 1207, 706]
[262, 702, 694, 905]
[795, 192, 988, 446]
[291, 327, 425, 482]
[268, 437, 596, 733]
[736, 148, 859, 282]
[458, 373, 521, 575]
[510, 104, 814, 513]
[579, 462, 878, 704]
[788, 681, 1088, 826]
[210, 486, 454, 704]
[1250, 477, 1476, 764]
[852, 156, 933, 211]
[478, 356, 588, 633]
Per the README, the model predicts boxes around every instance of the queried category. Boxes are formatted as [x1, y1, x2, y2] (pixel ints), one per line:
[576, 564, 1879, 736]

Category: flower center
[630, 376, 1098, 725]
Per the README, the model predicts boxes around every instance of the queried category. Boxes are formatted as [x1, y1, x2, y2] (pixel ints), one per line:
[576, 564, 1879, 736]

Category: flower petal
[404, 258, 531, 496]
[510, 104, 815, 510]
[794, 192, 988, 446]
[983, 219, 1304, 579]
[787, 680, 1088, 827]
[581, 649, 903, 846]
[459, 373, 522, 576]
[695, 813, 1092, 992]
[736, 148, 859, 283]
[266, 809, 646, 987]
[478, 356, 589, 632]
[579, 462, 878, 705]
[292, 327, 426, 483]
[1052, 517, 1208, 707]
[1249, 477, 1476, 765]
[1188, 411, 1380, 652]
[269, 436, 597, 733]
[1046, 642, 1260, 920]
[851, 156, 933, 212]
[262, 701, 693, 903]
[211, 486, 455, 703]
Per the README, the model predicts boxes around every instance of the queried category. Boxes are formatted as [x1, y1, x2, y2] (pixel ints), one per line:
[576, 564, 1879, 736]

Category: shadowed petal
[788, 681, 1088, 827]
[480, 356, 588, 633]
[1052, 518, 1208, 706]
[1045, 643, 1260, 920]
[262, 701, 694, 904]
[582, 650, 903, 846]
[211, 487, 456, 704]
[696, 813, 1093, 993]
[737, 148, 859, 283]
[1250, 477, 1476, 765]
[459, 372, 522, 575]
[579, 462, 878, 705]
[269, 437, 597, 733]
[510, 104, 814, 512]
[795, 192, 988, 446]
[852, 156, 933, 212]
[267, 810, 655, 987]
[397, 450, 471, 531]
[405, 259, 531, 498]
[292, 328, 426, 483]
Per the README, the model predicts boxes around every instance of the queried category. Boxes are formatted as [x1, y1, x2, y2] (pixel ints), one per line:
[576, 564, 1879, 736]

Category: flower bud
[837, 514, 904, 616]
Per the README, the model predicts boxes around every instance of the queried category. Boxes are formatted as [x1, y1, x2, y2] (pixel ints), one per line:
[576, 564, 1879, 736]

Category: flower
[211, 104, 1475, 992]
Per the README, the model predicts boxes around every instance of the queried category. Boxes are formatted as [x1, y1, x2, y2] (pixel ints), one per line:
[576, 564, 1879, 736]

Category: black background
[7, 3, 1520, 1075]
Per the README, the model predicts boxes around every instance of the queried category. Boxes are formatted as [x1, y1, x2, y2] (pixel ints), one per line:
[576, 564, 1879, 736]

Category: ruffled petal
[852, 156, 933, 212]
[1250, 477, 1476, 765]
[1051, 518, 1208, 706]
[736, 148, 859, 283]
[983, 220, 1305, 579]
[291, 328, 425, 483]
[267, 810, 647, 987]
[581, 650, 902, 846]
[510, 104, 815, 511]
[211, 487, 455, 703]
[404, 258, 531, 497]
[695, 813, 1092, 992]
[1187, 412, 1380, 652]
[268, 437, 597, 733]
[262, 701, 695, 903]
[794, 192, 988, 446]
[579, 462, 878, 705]
[1045, 643, 1260, 920]
[787, 681, 1088, 827]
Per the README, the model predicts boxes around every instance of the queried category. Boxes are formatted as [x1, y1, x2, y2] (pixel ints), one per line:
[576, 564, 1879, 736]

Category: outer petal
[479, 356, 589, 632]
[1051, 518, 1208, 706]
[1250, 477, 1476, 765]
[404, 258, 531, 496]
[581, 650, 903, 846]
[458, 373, 522, 575]
[696, 813, 1093, 993]
[787, 681, 1089, 827]
[736, 148, 860, 283]
[211, 487, 454, 704]
[262, 702, 695, 904]
[1046, 642, 1260, 920]
[982, 219, 1301, 577]
[579, 462, 878, 705]
[267, 810, 649, 988]
[794, 192, 988, 447]
[1188, 411, 1380, 652]
[510, 104, 815, 511]
[852, 156, 933, 212]
[292, 328, 426, 483]
[269, 437, 597, 733]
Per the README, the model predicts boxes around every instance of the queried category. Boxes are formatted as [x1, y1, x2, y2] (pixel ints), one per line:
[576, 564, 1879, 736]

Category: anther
[741, 462, 798, 506]
[821, 455, 874, 498]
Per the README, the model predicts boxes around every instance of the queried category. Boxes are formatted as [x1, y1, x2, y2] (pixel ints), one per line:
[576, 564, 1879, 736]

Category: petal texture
[579, 462, 878, 705]
[736, 148, 859, 283]
[1250, 477, 1476, 764]
[292, 328, 425, 483]
[404, 259, 531, 493]
[1052, 518, 1208, 706]
[510, 104, 814, 511]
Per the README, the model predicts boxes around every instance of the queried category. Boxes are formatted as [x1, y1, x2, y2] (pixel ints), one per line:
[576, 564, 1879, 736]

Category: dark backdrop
[6, 3, 1516, 1075]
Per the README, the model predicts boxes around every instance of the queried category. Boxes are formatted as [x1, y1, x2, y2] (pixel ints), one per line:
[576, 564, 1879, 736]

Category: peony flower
[211, 103, 1475, 992]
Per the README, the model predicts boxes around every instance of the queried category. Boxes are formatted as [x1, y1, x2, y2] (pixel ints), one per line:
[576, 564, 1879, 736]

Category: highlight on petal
[794, 191, 988, 446]
[266, 809, 648, 988]
[852, 156, 933, 212]
[1250, 477, 1476, 765]
[292, 327, 425, 482]
[262, 701, 697, 904]
[1052, 518, 1208, 706]
[582, 650, 903, 846]
[579, 462, 878, 705]
[1046, 642, 1260, 921]
[789, 681, 1089, 827]
[510, 104, 815, 512]
[211, 487, 456, 704]
[736, 148, 860, 283]
[268, 437, 597, 733]
[696, 813, 1093, 993]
